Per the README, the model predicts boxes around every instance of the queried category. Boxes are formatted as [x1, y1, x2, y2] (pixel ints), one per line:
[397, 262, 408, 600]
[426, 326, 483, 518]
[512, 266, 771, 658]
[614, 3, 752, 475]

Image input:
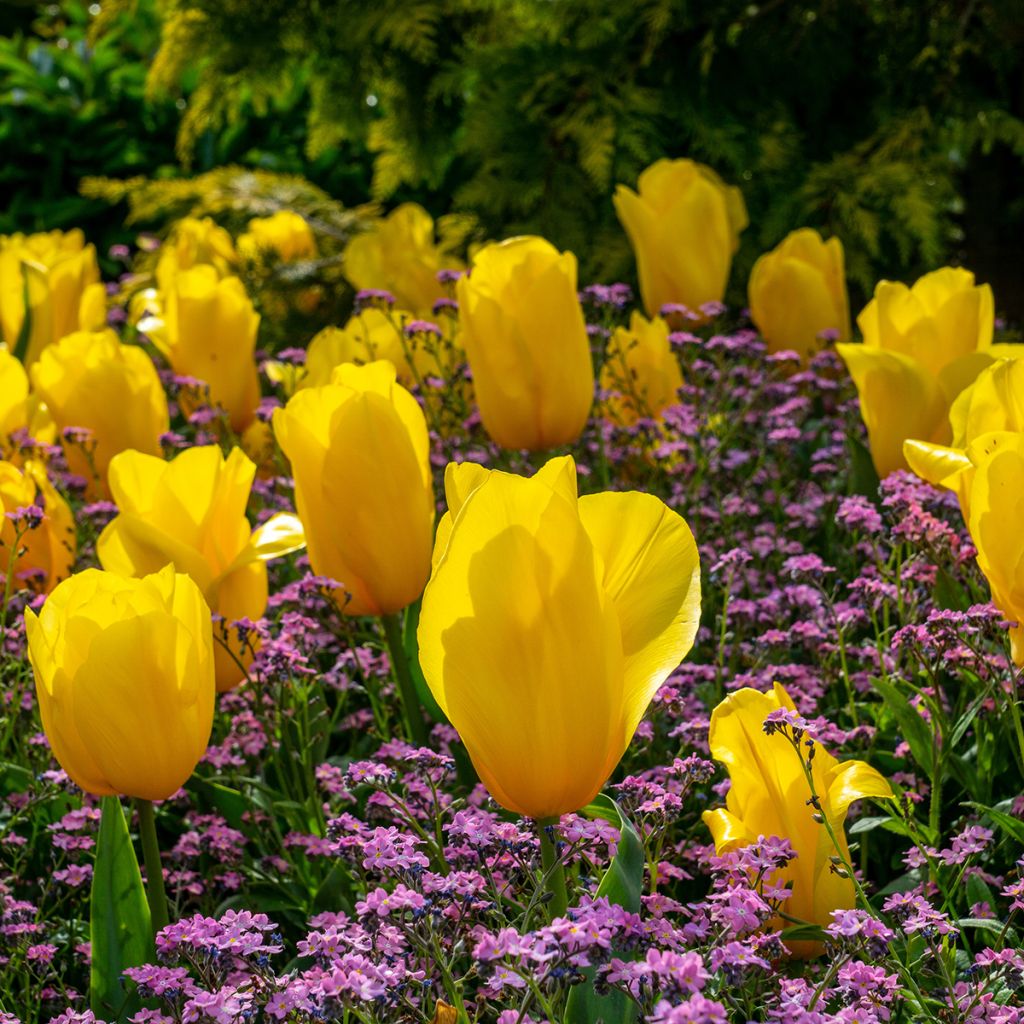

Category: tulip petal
[824, 759, 894, 823]
[903, 439, 971, 490]
[701, 807, 755, 852]
[248, 513, 307, 561]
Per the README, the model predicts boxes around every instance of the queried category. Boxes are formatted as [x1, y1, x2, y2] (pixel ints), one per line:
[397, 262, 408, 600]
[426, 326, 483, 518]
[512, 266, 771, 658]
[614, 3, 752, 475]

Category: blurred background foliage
[2, 0, 1023, 312]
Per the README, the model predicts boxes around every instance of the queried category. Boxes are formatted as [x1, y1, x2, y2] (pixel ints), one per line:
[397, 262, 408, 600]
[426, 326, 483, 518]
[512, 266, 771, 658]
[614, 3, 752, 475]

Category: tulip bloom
[703, 683, 892, 946]
[614, 159, 748, 319]
[0, 348, 55, 456]
[600, 312, 683, 425]
[837, 267, 994, 478]
[152, 267, 261, 433]
[343, 203, 463, 316]
[456, 237, 593, 451]
[964, 431, 1024, 666]
[0, 461, 75, 595]
[904, 355, 1024, 517]
[418, 455, 701, 819]
[273, 360, 434, 616]
[98, 446, 305, 691]
[239, 211, 317, 262]
[300, 309, 415, 390]
[748, 229, 850, 362]
[155, 216, 238, 292]
[30, 329, 169, 497]
[24, 565, 215, 801]
[0, 229, 101, 366]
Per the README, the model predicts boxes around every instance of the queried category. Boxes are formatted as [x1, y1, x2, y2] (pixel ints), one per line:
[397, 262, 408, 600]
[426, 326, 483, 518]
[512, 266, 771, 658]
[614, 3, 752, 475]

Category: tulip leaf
[966, 802, 1024, 847]
[846, 436, 880, 499]
[872, 677, 935, 777]
[404, 601, 445, 723]
[779, 922, 829, 943]
[12, 272, 33, 364]
[90, 796, 155, 1020]
[565, 795, 643, 1024]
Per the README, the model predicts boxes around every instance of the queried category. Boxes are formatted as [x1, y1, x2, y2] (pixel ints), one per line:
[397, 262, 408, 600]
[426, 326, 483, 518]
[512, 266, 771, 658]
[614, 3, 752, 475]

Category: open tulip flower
[30, 329, 169, 497]
[962, 431, 1024, 666]
[457, 236, 593, 452]
[837, 267, 995, 478]
[748, 228, 850, 362]
[97, 446, 305, 691]
[24, 565, 215, 801]
[273, 360, 435, 617]
[418, 454, 701, 820]
[903, 354, 1024, 518]
[614, 158, 747, 319]
[0, 460, 75, 596]
[703, 683, 893, 950]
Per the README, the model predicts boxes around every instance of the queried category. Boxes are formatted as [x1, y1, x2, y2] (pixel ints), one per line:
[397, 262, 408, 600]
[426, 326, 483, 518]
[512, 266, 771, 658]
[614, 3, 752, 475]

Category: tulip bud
[456, 237, 593, 451]
[273, 360, 435, 616]
[156, 217, 237, 292]
[30, 329, 169, 497]
[24, 565, 215, 801]
[239, 211, 317, 263]
[614, 159, 747, 319]
[748, 229, 850, 362]
[600, 312, 683, 425]
[0, 348, 56, 456]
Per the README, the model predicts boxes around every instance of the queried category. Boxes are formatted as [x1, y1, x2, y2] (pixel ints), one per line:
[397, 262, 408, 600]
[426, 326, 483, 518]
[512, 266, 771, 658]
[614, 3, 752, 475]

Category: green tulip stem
[135, 799, 169, 937]
[537, 817, 568, 919]
[381, 613, 428, 748]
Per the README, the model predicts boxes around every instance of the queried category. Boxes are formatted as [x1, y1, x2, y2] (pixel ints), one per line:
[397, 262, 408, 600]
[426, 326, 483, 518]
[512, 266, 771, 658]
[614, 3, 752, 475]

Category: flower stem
[135, 799, 169, 937]
[537, 817, 568, 919]
[381, 612, 428, 747]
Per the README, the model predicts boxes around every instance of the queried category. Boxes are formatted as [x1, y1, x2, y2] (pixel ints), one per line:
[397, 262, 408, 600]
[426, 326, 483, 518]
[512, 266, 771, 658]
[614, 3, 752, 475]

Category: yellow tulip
[0, 460, 75, 595]
[456, 237, 593, 451]
[0, 229, 101, 367]
[600, 312, 683, 425]
[837, 267, 994, 478]
[964, 431, 1024, 666]
[239, 211, 317, 263]
[748, 229, 850, 362]
[904, 355, 1024, 516]
[151, 267, 261, 433]
[703, 683, 892, 951]
[273, 360, 434, 616]
[343, 203, 462, 316]
[155, 217, 238, 292]
[418, 454, 701, 819]
[25, 565, 215, 801]
[97, 447, 305, 691]
[0, 348, 56, 456]
[30, 330, 169, 497]
[613, 158, 748, 319]
[300, 308, 415, 390]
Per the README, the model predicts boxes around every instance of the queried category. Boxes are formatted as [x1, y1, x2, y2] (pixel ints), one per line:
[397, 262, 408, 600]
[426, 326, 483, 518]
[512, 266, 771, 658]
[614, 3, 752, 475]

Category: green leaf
[405, 600, 445, 723]
[565, 795, 642, 1024]
[873, 677, 935, 776]
[966, 802, 1024, 847]
[90, 796, 154, 1021]
[933, 567, 970, 612]
[11, 270, 33, 365]
[847, 814, 916, 839]
[779, 923, 829, 943]
[847, 436, 880, 499]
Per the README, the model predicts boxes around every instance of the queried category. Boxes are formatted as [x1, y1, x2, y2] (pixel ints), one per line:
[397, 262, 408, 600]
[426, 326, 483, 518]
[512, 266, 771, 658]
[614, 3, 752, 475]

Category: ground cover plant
[1, 147, 1023, 1024]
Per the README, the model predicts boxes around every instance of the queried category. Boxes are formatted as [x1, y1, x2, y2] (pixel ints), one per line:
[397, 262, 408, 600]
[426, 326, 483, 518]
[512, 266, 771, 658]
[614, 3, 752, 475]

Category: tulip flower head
[0, 460, 75, 595]
[24, 565, 215, 801]
[600, 312, 683, 425]
[837, 267, 995, 478]
[30, 329, 169, 497]
[273, 360, 435, 617]
[456, 237, 593, 452]
[98, 446, 305, 691]
[239, 211, 317, 263]
[703, 683, 893, 951]
[614, 158, 748, 319]
[0, 348, 55, 457]
[748, 229, 850, 362]
[155, 216, 238, 293]
[418, 455, 701, 819]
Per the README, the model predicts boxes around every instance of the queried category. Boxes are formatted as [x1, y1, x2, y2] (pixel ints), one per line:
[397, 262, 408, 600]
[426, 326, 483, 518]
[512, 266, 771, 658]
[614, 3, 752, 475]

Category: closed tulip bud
[156, 217, 237, 292]
[98, 446, 305, 691]
[748, 229, 850, 362]
[456, 237, 593, 451]
[614, 159, 748, 319]
[702, 683, 893, 953]
[30, 330, 169, 497]
[0, 229, 101, 366]
[0, 460, 75, 595]
[904, 355, 1024, 518]
[343, 204, 463, 317]
[0, 348, 56, 456]
[964, 431, 1024, 666]
[600, 312, 683, 425]
[837, 268, 994, 478]
[273, 360, 434, 616]
[24, 565, 215, 801]
[239, 211, 317, 263]
[418, 455, 701, 819]
[300, 308, 416, 390]
[152, 268, 261, 433]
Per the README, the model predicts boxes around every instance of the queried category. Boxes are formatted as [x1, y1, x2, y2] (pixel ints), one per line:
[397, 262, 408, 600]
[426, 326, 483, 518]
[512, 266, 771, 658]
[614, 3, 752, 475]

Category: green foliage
[100, 0, 1024, 301]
